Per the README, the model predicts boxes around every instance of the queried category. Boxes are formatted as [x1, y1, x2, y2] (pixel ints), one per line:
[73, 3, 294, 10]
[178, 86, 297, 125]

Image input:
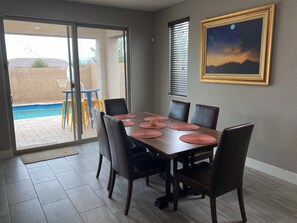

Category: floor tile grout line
[1, 161, 11, 223]
[24, 162, 50, 223]
[45, 145, 100, 222]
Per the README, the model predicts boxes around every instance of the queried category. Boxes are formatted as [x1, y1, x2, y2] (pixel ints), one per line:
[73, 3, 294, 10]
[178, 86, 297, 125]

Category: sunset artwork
[206, 18, 263, 74]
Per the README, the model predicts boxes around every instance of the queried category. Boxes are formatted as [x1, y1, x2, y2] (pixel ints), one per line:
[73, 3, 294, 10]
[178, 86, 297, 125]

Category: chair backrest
[103, 115, 133, 180]
[191, 104, 219, 129]
[91, 109, 111, 161]
[211, 123, 254, 197]
[168, 100, 190, 122]
[104, 98, 129, 116]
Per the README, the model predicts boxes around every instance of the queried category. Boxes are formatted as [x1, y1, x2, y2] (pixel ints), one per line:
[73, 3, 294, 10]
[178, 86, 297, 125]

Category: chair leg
[210, 197, 218, 223]
[96, 154, 103, 178]
[108, 170, 116, 198]
[124, 180, 133, 216]
[209, 148, 214, 163]
[61, 101, 65, 128]
[173, 175, 179, 211]
[146, 176, 149, 186]
[237, 187, 247, 222]
[107, 164, 112, 191]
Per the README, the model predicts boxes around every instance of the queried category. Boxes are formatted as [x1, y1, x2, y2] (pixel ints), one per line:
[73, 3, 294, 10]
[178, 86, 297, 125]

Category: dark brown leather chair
[92, 109, 146, 191]
[191, 104, 219, 129]
[190, 104, 220, 163]
[173, 123, 254, 223]
[104, 98, 128, 116]
[103, 115, 166, 215]
[168, 100, 190, 122]
[91, 109, 112, 190]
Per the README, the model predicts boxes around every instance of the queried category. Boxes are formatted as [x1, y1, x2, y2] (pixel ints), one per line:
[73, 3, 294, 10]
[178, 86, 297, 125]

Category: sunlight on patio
[14, 116, 96, 150]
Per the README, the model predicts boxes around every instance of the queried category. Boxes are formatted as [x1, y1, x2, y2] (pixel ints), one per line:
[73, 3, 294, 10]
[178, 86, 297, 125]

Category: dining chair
[91, 109, 146, 191]
[91, 109, 112, 185]
[173, 123, 254, 223]
[168, 100, 191, 122]
[177, 104, 219, 167]
[191, 104, 219, 130]
[104, 98, 128, 116]
[190, 104, 220, 163]
[103, 115, 167, 215]
[104, 97, 149, 157]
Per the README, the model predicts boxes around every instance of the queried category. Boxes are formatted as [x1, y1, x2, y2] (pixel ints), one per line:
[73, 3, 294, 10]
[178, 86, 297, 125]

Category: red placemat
[130, 130, 162, 139]
[139, 122, 168, 129]
[113, 114, 136, 120]
[123, 121, 135, 127]
[169, 123, 200, 131]
[144, 116, 169, 121]
[180, 133, 217, 145]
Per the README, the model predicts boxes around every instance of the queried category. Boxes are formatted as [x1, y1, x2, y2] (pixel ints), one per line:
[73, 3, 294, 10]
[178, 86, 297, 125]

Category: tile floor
[1, 142, 297, 223]
[14, 116, 96, 150]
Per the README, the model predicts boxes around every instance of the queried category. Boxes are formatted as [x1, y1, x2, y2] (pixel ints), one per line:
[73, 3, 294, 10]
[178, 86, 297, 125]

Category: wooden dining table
[123, 112, 222, 209]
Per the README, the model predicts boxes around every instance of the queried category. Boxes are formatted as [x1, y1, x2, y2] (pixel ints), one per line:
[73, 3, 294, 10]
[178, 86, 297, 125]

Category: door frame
[0, 15, 131, 155]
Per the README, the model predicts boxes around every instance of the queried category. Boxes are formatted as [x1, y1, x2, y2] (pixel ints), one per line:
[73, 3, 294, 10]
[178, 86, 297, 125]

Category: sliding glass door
[3, 19, 79, 151]
[76, 26, 128, 139]
[1, 18, 129, 152]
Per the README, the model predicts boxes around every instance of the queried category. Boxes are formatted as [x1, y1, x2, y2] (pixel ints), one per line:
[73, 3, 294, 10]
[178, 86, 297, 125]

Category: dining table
[121, 112, 221, 209]
[62, 88, 100, 128]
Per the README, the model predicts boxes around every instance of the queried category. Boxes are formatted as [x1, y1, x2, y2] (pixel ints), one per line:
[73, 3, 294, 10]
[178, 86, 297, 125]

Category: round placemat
[169, 123, 200, 131]
[123, 121, 135, 127]
[144, 116, 169, 121]
[179, 133, 216, 145]
[113, 114, 136, 120]
[139, 122, 168, 129]
[130, 130, 162, 139]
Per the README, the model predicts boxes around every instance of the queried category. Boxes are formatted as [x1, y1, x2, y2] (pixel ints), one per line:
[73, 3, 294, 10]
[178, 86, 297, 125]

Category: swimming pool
[13, 103, 63, 120]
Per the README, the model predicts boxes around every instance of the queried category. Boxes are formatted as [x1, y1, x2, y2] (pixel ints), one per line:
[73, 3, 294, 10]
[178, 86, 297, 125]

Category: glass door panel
[3, 19, 79, 151]
[76, 27, 127, 139]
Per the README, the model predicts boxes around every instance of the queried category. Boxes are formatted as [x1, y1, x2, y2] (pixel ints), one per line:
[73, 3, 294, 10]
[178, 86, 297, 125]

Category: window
[168, 17, 189, 97]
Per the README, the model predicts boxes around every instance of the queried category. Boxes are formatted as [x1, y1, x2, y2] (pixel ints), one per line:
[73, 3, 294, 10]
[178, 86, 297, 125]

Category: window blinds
[168, 17, 189, 97]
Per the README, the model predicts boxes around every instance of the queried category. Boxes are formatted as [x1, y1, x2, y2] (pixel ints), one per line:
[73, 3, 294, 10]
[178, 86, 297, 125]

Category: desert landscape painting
[206, 18, 263, 74]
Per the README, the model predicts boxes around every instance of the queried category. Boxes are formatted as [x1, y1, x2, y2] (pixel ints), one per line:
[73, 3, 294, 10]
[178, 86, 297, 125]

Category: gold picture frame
[200, 4, 275, 85]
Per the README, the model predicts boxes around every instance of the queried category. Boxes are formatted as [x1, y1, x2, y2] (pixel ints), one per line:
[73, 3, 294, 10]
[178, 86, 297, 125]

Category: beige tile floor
[0, 142, 297, 223]
[14, 116, 96, 150]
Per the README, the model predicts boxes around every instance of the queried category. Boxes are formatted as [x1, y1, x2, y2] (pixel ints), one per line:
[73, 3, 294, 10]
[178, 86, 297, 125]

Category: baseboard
[0, 149, 13, 160]
[246, 157, 297, 185]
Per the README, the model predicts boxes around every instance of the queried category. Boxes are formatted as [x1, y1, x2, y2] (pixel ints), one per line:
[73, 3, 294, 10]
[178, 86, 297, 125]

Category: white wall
[153, 0, 297, 174]
[0, 0, 154, 153]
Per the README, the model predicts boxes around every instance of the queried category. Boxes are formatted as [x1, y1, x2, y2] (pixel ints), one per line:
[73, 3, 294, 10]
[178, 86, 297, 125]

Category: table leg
[154, 159, 171, 209]
[154, 158, 199, 209]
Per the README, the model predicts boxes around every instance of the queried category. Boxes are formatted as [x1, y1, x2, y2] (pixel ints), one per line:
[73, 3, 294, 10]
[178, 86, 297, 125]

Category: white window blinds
[168, 17, 189, 97]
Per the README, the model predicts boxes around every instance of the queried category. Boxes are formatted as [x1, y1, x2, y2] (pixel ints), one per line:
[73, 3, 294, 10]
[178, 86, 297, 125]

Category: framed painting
[200, 4, 275, 85]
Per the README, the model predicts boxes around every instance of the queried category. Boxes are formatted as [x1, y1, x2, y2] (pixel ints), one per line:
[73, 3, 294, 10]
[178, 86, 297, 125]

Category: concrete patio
[14, 115, 96, 151]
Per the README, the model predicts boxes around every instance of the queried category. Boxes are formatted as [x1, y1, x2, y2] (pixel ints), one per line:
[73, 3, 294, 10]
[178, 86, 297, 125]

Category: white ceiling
[65, 0, 185, 12]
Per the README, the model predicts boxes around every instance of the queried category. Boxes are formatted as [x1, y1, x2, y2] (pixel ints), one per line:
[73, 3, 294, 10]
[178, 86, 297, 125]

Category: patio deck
[14, 115, 96, 150]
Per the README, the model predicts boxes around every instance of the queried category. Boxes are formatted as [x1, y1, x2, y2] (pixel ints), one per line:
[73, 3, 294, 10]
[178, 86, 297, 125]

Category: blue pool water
[13, 103, 63, 120]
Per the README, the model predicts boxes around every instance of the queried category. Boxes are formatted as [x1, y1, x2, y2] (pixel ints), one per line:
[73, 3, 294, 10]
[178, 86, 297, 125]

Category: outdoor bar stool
[83, 98, 104, 126]
[65, 100, 89, 131]
[61, 100, 72, 128]
[83, 98, 104, 113]
[92, 99, 104, 111]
